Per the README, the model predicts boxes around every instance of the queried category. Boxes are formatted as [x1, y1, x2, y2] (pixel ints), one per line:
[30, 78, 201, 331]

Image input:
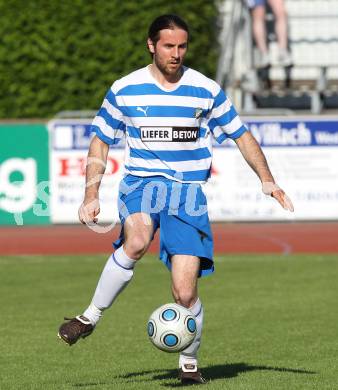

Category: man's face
[148, 28, 188, 77]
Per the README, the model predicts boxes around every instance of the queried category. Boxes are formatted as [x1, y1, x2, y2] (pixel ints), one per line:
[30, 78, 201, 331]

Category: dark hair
[148, 14, 189, 44]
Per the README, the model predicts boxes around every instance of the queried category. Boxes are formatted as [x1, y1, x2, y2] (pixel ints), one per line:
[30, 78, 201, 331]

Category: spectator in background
[246, 0, 292, 68]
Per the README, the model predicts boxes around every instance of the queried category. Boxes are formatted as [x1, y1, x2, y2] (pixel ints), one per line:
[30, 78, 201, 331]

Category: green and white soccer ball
[147, 303, 197, 353]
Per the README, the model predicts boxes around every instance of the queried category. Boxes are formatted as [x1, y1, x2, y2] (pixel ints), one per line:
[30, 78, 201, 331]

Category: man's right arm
[78, 135, 109, 224]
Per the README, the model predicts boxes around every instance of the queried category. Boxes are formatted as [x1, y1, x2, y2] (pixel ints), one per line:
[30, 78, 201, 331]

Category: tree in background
[0, 0, 219, 118]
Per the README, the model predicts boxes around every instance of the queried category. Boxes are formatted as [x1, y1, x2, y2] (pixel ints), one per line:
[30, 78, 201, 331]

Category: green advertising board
[0, 124, 50, 225]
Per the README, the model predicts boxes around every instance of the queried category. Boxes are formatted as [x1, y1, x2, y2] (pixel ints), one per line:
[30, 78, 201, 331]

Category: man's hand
[262, 182, 294, 212]
[271, 189, 294, 212]
[78, 197, 100, 225]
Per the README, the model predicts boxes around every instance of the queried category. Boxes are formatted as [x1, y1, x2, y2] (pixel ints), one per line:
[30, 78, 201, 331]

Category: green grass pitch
[1, 253, 337, 389]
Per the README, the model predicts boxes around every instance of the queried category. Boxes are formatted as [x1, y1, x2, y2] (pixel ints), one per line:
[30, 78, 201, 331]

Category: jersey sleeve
[90, 87, 126, 145]
[207, 88, 247, 144]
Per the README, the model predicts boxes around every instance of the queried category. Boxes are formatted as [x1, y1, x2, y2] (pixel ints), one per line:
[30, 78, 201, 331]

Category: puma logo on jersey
[136, 106, 149, 116]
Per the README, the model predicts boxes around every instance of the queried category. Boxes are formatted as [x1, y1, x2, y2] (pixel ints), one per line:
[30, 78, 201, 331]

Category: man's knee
[124, 234, 150, 260]
[172, 286, 197, 308]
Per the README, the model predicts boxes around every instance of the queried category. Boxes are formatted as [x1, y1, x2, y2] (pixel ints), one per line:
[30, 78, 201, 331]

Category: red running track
[0, 223, 337, 255]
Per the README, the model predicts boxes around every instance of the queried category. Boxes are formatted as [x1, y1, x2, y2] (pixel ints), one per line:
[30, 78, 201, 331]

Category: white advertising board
[48, 117, 338, 223]
[204, 146, 338, 221]
[49, 120, 125, 223]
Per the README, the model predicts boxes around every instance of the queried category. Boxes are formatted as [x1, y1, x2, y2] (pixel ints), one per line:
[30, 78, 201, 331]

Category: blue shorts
[246, 0, 265, 8]
[113, 174, 214, 277]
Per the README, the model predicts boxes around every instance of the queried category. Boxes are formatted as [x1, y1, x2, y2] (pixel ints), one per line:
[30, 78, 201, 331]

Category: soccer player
[58, 14, 294, 385]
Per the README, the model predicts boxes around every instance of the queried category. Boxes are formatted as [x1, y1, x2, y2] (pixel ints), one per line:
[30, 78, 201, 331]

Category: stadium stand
[216, 0, 338, 113]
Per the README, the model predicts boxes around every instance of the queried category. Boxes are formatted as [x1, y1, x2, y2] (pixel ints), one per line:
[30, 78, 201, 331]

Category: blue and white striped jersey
[91, 65, 247, 183]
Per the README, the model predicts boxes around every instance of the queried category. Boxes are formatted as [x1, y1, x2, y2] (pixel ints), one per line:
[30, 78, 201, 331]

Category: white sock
[179, 298, 204, 369]
[83, 246, 136, 325]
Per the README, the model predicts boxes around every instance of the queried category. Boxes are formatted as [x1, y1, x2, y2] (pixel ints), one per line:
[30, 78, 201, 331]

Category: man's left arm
[235, 131, 294, 212]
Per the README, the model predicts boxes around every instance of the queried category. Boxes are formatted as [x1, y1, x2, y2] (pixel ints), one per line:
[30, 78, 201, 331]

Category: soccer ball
[147, 303, 197, 353]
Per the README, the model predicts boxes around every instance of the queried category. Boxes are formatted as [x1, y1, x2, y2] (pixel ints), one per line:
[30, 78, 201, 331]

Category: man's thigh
[114, 175, 162, 251]
[124, 212, 154, 243]
[159, 212, 214, 277]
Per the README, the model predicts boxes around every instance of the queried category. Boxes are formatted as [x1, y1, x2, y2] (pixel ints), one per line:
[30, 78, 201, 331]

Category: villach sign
[0, 124, 50, 225]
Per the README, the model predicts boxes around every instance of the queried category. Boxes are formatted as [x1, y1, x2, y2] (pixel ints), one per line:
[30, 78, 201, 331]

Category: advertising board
[205, 118, 338, 220]
[48, 120, 124, 224]
[48, 117, 338, 223]
[0, 124, 50, 225]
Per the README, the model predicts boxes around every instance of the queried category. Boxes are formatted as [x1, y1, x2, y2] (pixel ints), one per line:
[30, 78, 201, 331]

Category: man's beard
[154, 55, 182, 78]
